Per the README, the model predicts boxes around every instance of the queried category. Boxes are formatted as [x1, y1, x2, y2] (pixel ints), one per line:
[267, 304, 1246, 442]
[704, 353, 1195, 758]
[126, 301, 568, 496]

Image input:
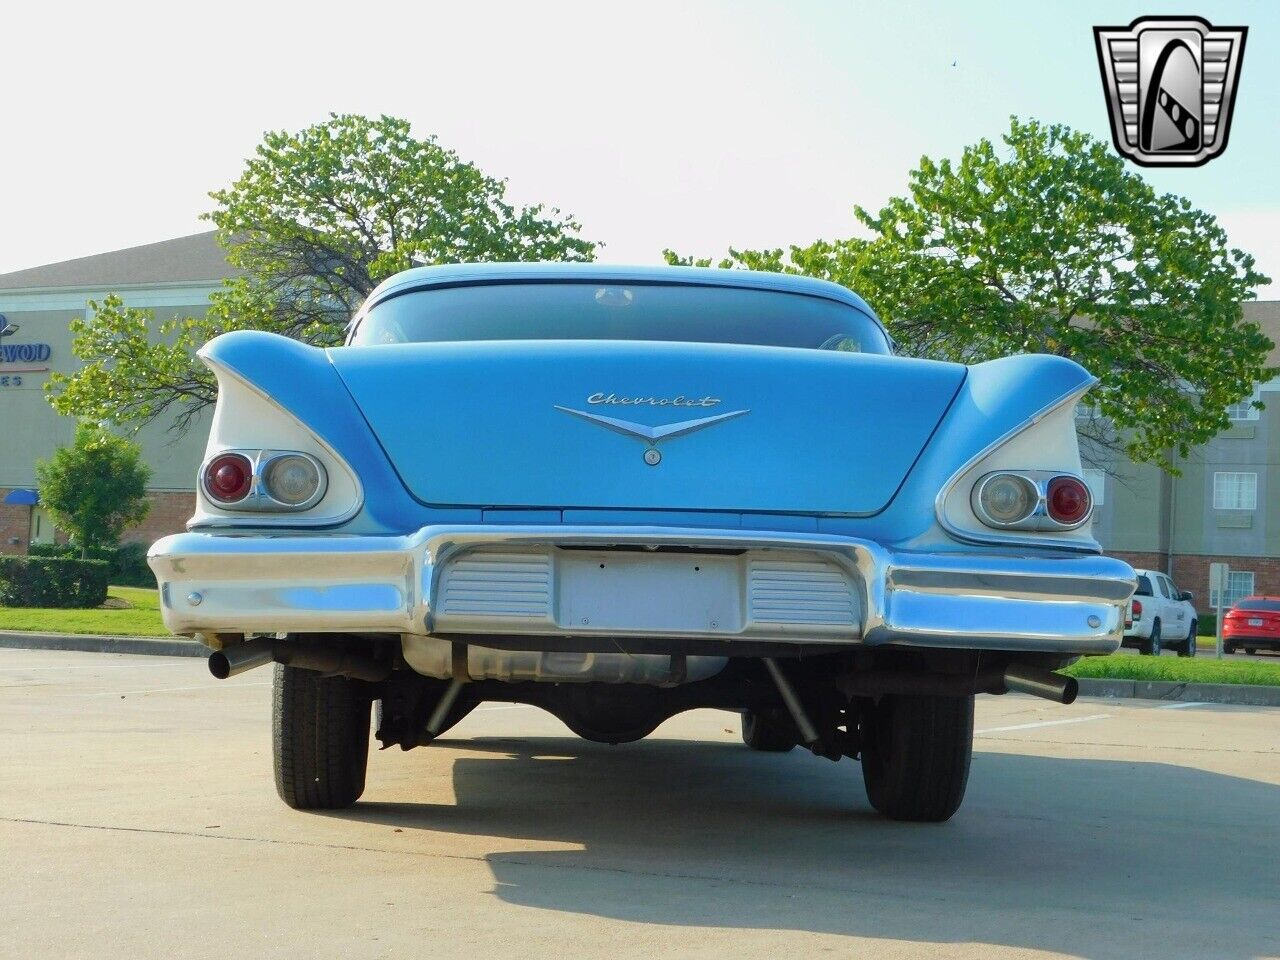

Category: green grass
[1064, 653, 1280, 686]
[0, 586, 168, 637]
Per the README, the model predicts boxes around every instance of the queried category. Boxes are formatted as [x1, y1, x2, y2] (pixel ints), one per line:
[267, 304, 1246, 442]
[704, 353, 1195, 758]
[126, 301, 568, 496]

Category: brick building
[1, 233, 1277, 612]
[1086, 300, 1280, 607]
[0, 232, 234, 555]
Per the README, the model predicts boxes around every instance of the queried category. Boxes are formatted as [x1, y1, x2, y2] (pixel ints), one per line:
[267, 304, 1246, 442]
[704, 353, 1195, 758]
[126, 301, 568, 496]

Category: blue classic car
[148, 263, 1135, 822]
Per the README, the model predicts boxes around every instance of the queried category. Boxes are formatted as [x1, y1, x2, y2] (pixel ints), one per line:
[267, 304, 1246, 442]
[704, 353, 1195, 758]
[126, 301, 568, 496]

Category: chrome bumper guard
[148, 526, 1135, 654]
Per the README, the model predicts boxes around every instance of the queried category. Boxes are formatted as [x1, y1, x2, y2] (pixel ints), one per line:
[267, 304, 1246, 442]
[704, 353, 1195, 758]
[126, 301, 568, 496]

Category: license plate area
[557, 551, 743, 633]
[1249, 617, 1264, 627]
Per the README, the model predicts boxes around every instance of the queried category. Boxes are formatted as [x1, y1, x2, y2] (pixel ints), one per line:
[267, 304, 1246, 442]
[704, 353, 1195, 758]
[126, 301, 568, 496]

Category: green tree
[49, 113, 599, 432]
[667, 118, 1272, 470]
[35, 424, 151, 558]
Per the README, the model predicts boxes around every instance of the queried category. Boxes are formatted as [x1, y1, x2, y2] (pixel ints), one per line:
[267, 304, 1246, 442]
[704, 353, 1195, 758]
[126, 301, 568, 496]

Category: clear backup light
[973, 473, 1037, 526]
[262, 454, 325, 507]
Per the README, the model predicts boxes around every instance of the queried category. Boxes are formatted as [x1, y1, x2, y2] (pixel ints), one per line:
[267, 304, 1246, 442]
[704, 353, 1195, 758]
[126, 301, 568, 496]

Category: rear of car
[148, 264, 1136, 823]
[1224, 597, 1280, 653]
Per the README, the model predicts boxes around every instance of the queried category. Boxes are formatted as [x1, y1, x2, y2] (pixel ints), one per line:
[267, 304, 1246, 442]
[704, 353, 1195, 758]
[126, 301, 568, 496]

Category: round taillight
[975, 473, 1037, 526]
[262, 454, 323, 506]
[1047, 476, 1091, 525]
[203, 453, 253, 503]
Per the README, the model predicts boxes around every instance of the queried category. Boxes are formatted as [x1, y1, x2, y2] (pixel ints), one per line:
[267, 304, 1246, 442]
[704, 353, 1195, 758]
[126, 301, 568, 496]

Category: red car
[1223, 597, 1280, 654]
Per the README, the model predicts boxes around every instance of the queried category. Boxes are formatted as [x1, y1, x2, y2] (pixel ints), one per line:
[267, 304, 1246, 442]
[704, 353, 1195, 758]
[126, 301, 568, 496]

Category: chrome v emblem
[554, 406, 749, 444]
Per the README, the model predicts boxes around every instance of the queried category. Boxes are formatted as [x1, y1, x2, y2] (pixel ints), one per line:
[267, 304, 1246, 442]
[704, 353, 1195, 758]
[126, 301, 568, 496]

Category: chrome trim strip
[934, 378, 1100, 551]
[553, 406, 750, 443]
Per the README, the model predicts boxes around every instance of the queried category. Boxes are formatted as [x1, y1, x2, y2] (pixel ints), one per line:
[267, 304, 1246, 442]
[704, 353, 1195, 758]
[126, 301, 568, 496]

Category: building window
[1210, 571, 1255, 609]
[1082, 469, 1106, 506]
[1075, 402, 1102, 421]
[1213, 472, 1257, 510]
[1226, 393, 1260, 421]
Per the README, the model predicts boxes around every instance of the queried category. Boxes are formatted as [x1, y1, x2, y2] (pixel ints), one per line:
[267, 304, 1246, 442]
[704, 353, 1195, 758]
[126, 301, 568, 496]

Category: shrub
[0, 556, 110, 608]
[27, 541, 154, 587]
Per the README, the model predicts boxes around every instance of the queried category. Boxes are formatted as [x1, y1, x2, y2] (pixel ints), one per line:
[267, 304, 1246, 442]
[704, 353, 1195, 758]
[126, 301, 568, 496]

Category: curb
[1077, 677, 1280, 706]
[0, 631, 205, 658]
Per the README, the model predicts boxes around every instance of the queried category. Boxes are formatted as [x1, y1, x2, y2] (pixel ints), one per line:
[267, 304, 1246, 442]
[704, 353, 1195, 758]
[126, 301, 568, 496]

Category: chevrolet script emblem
[1094, 16, 1247, 167]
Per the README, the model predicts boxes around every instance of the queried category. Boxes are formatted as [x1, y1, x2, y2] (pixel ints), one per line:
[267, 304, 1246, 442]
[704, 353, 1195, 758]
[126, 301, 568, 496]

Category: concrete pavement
[1, 648, 1277, 959]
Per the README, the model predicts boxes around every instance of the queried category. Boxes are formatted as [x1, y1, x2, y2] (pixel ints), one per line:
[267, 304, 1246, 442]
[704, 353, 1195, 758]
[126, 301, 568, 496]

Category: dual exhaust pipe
[208, 635, 390, 683]
[212, 638, 1077, 706]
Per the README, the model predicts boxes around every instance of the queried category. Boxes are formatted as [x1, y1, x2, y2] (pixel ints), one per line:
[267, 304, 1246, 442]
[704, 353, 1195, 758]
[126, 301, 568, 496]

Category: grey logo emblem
[1094, 16, 1247, 167]
[555, 406, 749, 463]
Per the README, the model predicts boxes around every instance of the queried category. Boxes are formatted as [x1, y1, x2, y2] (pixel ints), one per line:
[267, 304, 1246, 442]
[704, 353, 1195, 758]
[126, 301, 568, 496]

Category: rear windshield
[1234, 598, 1280, 611]
[349, 282, 891, 353]
[1135, 575, 1153, 596]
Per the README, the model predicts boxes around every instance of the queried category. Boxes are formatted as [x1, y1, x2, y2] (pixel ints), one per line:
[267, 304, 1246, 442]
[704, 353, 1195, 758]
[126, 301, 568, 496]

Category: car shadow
[329, 734, 1280, 959]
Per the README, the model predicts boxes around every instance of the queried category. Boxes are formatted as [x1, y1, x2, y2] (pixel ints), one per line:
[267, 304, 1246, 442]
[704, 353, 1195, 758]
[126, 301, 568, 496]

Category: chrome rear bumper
[148, 525, 1135, 654]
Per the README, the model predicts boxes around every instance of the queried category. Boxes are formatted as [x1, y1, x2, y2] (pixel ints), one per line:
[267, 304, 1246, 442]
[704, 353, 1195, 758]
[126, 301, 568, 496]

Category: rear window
[1135, 575, 1153, 596]
[349, 282, 891, 353]
[1234, 598, 1280, 611]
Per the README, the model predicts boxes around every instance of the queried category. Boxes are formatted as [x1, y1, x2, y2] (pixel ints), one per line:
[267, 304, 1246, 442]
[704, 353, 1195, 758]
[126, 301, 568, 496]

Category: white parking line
[1156, 701, 1207, 710]
[975, 713, 1110, 735]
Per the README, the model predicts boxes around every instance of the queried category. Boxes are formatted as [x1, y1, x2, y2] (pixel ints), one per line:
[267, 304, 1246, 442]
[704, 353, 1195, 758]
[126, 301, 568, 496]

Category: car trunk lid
[328, 340, 965, 516]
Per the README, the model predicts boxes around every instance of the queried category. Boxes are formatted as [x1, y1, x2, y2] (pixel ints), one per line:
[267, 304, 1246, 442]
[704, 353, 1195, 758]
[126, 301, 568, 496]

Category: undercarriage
[220, 632, 1079, 822]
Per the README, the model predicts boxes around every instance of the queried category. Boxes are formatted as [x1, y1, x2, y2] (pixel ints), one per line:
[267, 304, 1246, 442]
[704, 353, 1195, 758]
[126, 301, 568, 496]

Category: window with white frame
[1210, 570, 1255, 609]
[1213, 472, 1258, 510]
[1082, 469, 1106, 506]
[1226, 392, 1260, 421]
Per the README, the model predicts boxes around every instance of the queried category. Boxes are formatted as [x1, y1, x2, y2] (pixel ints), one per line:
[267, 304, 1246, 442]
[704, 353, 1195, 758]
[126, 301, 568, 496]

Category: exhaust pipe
[209, 637, 275, 679]
[209, 636, 391, 683]
[837, 663, 1078, 704]
[1002, 663, 1078, 704]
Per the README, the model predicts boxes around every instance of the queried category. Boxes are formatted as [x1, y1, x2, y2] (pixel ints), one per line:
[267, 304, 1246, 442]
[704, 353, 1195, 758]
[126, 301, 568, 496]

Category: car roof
[361, 262, 881, 322]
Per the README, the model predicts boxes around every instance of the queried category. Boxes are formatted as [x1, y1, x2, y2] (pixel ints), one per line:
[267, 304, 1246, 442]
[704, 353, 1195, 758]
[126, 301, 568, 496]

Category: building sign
[0, 313, 53, 386]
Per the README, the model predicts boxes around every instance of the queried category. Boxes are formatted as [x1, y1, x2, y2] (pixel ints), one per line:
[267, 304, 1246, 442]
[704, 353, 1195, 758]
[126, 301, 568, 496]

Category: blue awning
[2, 489, 38, 506]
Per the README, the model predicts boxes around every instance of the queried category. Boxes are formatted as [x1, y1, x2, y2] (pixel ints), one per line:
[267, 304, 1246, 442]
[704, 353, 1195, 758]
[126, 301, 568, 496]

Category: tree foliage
[667, 118, 1272, 470]
[35, 424, 151, 558]
[48, 113, 599, 432]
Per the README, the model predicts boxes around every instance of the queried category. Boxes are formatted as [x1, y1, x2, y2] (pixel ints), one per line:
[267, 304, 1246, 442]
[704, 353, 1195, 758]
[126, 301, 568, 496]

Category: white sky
[2, 0, 1275, 296]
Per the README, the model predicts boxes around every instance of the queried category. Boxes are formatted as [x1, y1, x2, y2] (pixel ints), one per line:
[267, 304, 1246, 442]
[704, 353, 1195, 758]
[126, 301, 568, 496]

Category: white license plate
[1248, 617, 1265, 627]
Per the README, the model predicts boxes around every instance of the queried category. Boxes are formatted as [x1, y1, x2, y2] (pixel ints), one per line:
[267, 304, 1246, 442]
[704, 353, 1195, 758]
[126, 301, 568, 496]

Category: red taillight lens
[203, 453, 253, 503]
[1131, 599, 1143, 620]
[1046, 476, 1091, 525]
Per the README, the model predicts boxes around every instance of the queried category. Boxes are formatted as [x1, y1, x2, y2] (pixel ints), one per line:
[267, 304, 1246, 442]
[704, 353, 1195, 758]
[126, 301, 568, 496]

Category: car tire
[1245, 647, 1257, 656]
[741, 709, 799, 752]
[859, 693, 974, 822]
[1179, 623, 1197, 658]
[273, 664, 371, 810]
[1225, 641, 1237, 655]
[1142, 621, 1162, 656]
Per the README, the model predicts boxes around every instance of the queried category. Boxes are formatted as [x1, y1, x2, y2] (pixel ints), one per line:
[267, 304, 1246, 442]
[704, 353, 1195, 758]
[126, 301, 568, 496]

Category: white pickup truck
[1122, 568, 1198, 656]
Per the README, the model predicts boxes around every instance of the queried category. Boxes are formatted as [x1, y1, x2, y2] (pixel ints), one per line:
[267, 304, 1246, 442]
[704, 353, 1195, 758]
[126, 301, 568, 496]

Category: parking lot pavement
[1, 649, 1277, 960]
